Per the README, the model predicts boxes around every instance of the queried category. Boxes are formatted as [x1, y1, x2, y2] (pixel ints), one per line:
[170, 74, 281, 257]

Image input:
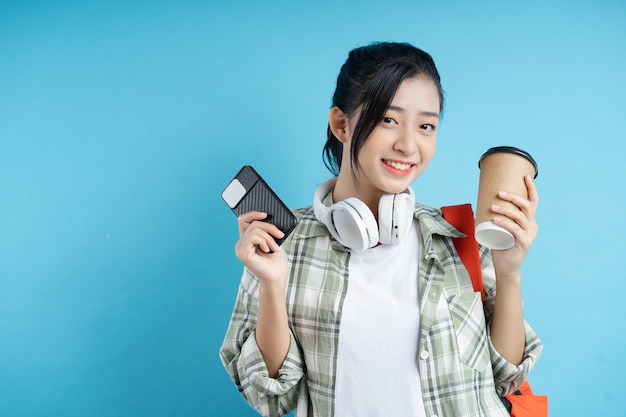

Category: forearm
[256, 282, 291, 378]
[490, 274, 525, 365]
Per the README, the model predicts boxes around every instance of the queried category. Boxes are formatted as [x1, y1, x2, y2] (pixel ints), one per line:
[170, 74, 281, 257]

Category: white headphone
[313, 178, 415, 251]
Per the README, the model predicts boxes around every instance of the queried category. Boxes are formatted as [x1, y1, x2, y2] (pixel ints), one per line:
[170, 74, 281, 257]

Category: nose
[393, 126, 418, 155]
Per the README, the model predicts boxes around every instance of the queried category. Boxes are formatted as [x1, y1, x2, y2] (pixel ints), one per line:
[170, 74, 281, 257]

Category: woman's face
[343, 76, 441, 198]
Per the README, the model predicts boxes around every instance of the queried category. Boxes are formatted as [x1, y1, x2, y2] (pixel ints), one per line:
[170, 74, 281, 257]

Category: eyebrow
[388, 105, 440, 119]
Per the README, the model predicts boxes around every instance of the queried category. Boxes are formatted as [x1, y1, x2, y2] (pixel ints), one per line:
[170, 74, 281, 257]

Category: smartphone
[221, 165, 297, 246]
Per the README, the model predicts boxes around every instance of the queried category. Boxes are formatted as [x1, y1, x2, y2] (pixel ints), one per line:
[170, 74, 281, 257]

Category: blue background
[1, 1, 625, 416]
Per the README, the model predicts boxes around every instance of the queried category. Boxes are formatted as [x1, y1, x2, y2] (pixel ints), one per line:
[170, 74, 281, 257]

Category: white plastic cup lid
[475, 221, 515, 250]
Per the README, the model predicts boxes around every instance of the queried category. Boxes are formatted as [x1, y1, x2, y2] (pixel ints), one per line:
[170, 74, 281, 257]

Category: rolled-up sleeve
[486, 320, 543, 396]
[219, 269, 305, 417]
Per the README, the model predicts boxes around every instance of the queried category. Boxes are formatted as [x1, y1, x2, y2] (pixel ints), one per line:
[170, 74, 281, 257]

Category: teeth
[385, 160, 412, 170]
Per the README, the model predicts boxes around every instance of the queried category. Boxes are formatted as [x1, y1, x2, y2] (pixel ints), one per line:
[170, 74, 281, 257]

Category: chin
[383, 181, 414, 195]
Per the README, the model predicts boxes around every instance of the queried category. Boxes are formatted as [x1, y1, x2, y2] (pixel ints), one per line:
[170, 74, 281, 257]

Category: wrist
[496, 274, 522, 294]
[259, 280, 287, 300]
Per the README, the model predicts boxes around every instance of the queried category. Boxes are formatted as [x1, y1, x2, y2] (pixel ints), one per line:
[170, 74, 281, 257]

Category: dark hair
[322, 42, 444, 176]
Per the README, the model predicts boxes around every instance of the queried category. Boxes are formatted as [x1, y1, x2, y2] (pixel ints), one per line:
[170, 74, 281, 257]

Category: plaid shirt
[220, 203, 543, 417]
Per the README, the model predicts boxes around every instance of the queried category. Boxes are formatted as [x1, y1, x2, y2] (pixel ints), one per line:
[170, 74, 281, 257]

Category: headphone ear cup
[378, 192, 415, 244]
[377, 193, 396, 244]
[395, 192, 415, 242]
[331, 198, 379, 251]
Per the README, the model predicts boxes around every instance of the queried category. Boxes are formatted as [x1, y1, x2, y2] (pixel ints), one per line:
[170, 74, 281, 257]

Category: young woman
[220, 41, 542, 417]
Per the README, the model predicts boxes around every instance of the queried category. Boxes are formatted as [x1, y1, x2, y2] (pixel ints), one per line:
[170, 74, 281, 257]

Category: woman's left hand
[490, 175, 539, 280]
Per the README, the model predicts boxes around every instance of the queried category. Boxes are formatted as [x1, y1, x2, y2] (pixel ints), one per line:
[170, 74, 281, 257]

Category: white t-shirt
[335, 219, 427, 417]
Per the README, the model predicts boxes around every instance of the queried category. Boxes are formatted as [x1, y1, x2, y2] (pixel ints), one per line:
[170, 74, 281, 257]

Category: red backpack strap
[441, 204, 484, 301]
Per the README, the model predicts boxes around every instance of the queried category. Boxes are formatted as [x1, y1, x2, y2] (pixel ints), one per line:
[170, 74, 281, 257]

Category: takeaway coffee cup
[475, 146, 538, 250]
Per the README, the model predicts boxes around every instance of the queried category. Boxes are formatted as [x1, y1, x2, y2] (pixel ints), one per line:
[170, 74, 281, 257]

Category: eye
[382, 116, 397, 125]
[420, 123, 436, 131]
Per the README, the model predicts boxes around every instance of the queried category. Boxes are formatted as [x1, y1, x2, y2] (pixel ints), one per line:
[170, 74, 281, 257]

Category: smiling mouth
[383, 160, 414, 171]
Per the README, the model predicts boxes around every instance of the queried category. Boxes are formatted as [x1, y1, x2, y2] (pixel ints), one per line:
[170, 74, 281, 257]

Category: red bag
[441, 204, 548, 417]
[507, 380, 549, 416]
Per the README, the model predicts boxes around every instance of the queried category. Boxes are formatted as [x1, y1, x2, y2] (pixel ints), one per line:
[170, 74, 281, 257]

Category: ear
[328, 107, 349, 143]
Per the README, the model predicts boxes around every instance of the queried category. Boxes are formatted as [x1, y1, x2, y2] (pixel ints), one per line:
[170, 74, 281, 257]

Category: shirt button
[420, 351, 429, 360]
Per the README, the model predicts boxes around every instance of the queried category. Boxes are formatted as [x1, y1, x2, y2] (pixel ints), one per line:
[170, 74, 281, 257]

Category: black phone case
[221, 165, 297, 246]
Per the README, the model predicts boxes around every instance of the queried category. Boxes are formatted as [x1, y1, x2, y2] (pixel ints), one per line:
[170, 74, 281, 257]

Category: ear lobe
[328, 107, 349, 143]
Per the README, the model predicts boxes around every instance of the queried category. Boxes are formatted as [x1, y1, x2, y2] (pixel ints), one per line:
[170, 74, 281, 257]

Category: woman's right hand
[235, 211, 288, 287]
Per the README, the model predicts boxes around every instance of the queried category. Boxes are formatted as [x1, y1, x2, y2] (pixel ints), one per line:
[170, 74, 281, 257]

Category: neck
[333, 173, 383, 220]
